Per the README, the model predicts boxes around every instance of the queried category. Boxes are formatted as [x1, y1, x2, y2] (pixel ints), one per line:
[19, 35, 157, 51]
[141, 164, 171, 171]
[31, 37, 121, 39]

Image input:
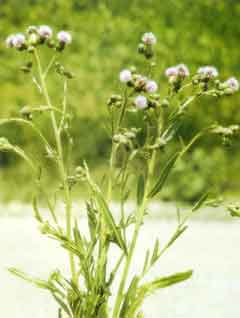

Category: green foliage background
[0, 0, 239, 201]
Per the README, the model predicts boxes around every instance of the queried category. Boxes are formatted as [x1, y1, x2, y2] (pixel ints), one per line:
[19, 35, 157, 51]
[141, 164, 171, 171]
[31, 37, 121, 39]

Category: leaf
[166, 225, 188, 248]
[137, 175, 145, 206]
[140, 270, 193, 294]
[95, 191, 127, 254]
[52, 293, 72, 317]
[148, 152, 179, 198]
[8, 268, 51, 290]
[150, 238, 160, 266]
[120, 276, 139, 318]
[192, 192, 209, 212]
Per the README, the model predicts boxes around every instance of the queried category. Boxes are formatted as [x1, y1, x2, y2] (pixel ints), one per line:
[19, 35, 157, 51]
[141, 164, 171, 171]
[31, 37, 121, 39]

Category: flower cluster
[5, 25, 72, 52]
[119, 68, 159, 110]
[138, 32, 157, 59]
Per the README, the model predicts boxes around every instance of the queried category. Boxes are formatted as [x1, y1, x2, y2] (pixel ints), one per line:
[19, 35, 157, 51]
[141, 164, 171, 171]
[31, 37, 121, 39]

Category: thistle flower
[142, 32, 157, 45]
[198, 66, 218, 78]
[134, 95, 148, 109]
[12, 33, 26, 49]
[119, 69, 132, 83]
[5, 34, 16, 48]
[57, 31, 72, 45]
[38, 25, 53, 39]
[177, 64, 190, 78]
[224, 77, 239, 93]
[165, 66, 178, 78]
[146, 80, 158, 93]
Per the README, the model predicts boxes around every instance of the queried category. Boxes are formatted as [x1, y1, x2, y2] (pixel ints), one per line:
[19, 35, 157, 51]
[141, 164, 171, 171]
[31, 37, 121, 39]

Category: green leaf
[192, 192, 209, 212]
[52, 293, 72, 317]
[148, 152, 179, 198]
[95, 191, 127, 254]
[8, 268, 51, 290]
[140, 269, 193, 294]
[137, 175, 145, 206]
[150, 238, 160, 266]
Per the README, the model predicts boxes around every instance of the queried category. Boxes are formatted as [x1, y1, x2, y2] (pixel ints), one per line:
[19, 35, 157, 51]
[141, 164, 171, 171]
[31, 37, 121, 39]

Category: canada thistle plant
[2, 27, 240, 318]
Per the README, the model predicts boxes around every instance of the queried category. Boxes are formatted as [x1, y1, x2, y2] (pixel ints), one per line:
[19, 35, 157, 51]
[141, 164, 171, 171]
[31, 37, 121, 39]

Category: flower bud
[161, 98, 170, 108]
[28, 33, 39, 46]
[27, 26, 38, 34]
[138, 43, 145, 54]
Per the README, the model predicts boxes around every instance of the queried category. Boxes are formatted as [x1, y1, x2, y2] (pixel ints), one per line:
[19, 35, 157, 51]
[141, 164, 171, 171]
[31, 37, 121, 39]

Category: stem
[112, 150, 156, 318]
[33, 50, 76, 282]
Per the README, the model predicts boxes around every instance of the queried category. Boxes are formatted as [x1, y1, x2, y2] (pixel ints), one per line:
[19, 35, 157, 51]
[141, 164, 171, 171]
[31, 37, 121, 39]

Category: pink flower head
[165, 66, 178, 78]
[57, 31, 72, 45]
[119, 69, 132, 82]
[146, 80, 158, 93]
[38, 25, 53, 39]
[5, 34, 16, 48]
[142, 32, 157, 45]
[177, 64, 190, 78]
[134, 95, 148, 109]
[198, 66, 218, 78]
[12, 33, 26, 49]
[224, 77, 239, 93]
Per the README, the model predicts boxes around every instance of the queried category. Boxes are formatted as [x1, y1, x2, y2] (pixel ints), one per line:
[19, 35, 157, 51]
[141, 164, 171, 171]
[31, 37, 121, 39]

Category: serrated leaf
[148, 152, 179, 198]
[137, 175, 145, 206]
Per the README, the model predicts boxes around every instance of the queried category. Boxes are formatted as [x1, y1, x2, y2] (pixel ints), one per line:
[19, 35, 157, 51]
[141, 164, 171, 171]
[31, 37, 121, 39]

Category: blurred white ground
[1, 204, 240, 318]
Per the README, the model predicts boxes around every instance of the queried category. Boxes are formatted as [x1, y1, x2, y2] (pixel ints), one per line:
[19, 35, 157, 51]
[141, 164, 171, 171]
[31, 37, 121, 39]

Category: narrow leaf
[148, 152, 179, 198]
[192, 192, 209, 212]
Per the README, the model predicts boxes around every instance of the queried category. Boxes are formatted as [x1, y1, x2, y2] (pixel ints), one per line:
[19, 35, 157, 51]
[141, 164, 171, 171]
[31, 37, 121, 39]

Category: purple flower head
[177, 64, 190, 78]
[198, 66, 218, 78]
[224, 77, 239, 93]
[165, 66, 178, 78]
[5, 34, 16, 48]
[146, 80, 158, 93]
[142, 32, 157, 45]
[12, 33, 26, 49]
[134, 95, 148, 109]
[38, 25, 53, 39]
[57, 31, 72, 45]
[119, 69, 132, 83]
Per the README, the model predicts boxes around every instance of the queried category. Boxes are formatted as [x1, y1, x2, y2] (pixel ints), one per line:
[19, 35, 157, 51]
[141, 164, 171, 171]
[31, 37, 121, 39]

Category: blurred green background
[0, 0, 239, 202]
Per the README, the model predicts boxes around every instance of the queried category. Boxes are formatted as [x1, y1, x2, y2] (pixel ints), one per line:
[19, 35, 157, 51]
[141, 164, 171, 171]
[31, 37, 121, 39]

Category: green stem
[33, 49, 76, 282]
[112, 149, 156, 318]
